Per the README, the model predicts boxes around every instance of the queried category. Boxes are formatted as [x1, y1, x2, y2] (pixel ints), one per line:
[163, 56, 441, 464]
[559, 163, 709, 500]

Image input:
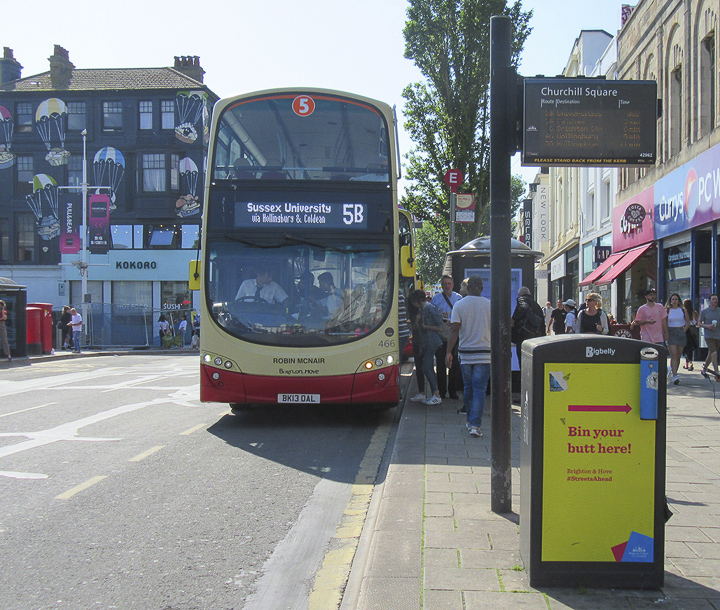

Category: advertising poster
[542, 362, 656, 562]
[88, 194, 110, 254]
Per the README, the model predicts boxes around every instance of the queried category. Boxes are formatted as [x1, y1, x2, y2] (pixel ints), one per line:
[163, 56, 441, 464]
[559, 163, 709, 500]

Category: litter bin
[28, 302, 53, 354]
[520, 335, 666, 589]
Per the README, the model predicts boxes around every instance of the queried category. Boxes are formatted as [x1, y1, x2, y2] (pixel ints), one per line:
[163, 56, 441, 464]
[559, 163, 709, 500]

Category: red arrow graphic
[568, 404, 632, 414]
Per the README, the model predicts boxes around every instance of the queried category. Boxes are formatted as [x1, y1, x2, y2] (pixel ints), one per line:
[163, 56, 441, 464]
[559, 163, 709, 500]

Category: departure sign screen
[522, 78, 657, 167]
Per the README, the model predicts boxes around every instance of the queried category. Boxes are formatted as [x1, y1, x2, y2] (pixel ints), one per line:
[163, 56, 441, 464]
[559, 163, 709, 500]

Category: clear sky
[4, 0, 630, 192]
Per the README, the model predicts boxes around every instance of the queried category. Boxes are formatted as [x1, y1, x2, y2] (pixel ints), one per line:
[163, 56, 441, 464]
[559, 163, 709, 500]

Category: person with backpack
[511, 286, 546, 369]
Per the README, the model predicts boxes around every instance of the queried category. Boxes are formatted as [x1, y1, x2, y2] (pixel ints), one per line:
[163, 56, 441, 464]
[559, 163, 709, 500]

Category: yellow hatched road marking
[55, 475, 107, 500]
[179, 423, 206, 436]
[128, 445, 165, 462]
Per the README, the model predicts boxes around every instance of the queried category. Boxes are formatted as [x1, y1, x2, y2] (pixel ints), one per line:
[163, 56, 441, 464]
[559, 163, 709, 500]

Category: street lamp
[80, 128, 88, 346]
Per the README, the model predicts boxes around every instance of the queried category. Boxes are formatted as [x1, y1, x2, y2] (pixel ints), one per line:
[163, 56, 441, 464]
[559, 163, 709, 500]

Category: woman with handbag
[408, 289, 443, 405]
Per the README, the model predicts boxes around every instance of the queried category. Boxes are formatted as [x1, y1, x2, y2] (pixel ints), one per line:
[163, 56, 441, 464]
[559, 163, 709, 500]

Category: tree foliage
[415, 221, 447, 286]
[401, 0, 532, 248]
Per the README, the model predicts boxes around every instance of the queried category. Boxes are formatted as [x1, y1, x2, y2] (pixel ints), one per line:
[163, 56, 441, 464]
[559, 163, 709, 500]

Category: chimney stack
[173, 56, 205, 84]
[49, 45, 75, 88]
[0, 47, 22, 85]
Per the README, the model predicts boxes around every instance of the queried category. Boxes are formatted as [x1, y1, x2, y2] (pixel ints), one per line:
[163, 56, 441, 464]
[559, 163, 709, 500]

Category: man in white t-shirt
[69, 308, 83, 354]
[445, 276, 491, 438]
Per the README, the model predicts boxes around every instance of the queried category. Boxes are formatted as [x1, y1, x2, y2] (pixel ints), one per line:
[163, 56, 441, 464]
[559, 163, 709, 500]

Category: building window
[161, 100, 175, 130]
[0, 218, 9, 262]
[700, 34, 716, 137]
[147, 224, 180, 249]
[16, 212, 36, 262]
[110, 225, 133, 249]
[182, 225, 200, 249]
[670, 66, 682, 157]
[70, 280, 102, 306]
[67, 101, 87, 131]
[16, 155, 34, 195]
[102, 101, 123, 132]
[587, 191, 595, 230]
[601, 179, 611, 220]
[142, 154, 166, 192]
[170, 154, 180, 190]
[16, 102, 32, 132]
[139, 101, 153, 130]
[113, 281, 152, 308]
[67, 155, 82, 192]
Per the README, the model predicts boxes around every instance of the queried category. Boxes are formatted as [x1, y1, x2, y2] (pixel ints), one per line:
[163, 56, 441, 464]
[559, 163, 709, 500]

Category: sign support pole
[449, 191, 456, 251]
[489, 15, 513, 514]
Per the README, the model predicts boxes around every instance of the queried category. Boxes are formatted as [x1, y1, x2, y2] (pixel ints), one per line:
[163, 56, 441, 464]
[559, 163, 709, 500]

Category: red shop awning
[579, 251, 627, 286]
[595, 243, 655, 286]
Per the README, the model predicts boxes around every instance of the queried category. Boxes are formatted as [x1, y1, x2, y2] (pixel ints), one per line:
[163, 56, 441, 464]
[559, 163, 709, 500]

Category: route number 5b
[343, 204, 364, 225]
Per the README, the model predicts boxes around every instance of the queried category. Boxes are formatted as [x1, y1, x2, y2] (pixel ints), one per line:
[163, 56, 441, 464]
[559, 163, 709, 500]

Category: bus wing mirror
[189, 260, 202, 291]
[400, 245, 415, 277]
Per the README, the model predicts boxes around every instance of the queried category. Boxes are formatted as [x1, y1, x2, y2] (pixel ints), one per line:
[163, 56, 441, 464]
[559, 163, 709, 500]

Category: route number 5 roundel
[292, 96, 315, 117]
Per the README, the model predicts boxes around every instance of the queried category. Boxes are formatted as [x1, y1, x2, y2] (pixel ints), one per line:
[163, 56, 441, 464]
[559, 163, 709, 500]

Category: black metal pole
[490, 16, 513, 514]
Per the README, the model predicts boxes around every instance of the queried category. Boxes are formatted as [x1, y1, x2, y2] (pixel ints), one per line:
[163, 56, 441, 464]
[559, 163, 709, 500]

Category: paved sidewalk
[348, 365, 720, 609]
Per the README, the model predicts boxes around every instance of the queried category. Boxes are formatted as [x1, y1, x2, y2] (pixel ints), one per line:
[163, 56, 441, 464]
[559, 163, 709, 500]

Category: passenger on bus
[318, 272, 343, 317]
[235, 265, 288, 305]
[290, 271, 324, 319]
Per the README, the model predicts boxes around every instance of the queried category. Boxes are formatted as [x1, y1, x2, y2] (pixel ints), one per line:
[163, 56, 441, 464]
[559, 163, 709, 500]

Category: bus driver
[235, 265, 288, 305]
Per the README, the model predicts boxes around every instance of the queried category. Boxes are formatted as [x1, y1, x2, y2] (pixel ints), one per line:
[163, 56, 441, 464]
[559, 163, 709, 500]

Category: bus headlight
[375, 358, 383, 367]
[214, 357, 223, 366]
[203, 354, 212, 363]
[212, 372, 220, 380]
[386, 355, 395, 364]
[378, 373, 386, 381]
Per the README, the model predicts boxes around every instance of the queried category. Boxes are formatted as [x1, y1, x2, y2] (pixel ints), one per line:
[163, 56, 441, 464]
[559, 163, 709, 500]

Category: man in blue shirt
[431, 275, 464, 399]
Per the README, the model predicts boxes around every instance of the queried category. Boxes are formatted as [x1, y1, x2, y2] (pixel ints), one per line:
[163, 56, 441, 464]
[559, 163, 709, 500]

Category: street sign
[444, 169, 463, 192]
[522, 78, 657, 167]
[455, 193, 475, 223]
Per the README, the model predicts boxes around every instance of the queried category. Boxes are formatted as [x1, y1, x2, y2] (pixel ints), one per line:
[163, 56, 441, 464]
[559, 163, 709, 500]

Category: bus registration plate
[278, 393, 321, 404]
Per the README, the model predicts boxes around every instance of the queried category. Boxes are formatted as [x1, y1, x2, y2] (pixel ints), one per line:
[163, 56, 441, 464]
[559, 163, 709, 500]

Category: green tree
[415, 221, 447, 286]
[401, 0, 532, 247]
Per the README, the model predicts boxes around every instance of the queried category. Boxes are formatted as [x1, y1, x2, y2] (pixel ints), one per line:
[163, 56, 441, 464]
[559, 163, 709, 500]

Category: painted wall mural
[175, 90, 207, 143]
[26, 174, 60, 240]
[93, 146, 125, 211]
[0, 105, 15, 168]
[176, 157, 200, 217]
[36, 98, 70, 166]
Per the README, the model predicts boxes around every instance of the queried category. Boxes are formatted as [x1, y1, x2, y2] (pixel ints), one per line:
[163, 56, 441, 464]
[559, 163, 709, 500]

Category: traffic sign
[444, 169, 463, 192]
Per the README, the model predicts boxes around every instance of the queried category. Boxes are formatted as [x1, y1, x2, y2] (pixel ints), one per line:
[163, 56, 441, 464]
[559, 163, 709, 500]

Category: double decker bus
[199, 89, 403, 409]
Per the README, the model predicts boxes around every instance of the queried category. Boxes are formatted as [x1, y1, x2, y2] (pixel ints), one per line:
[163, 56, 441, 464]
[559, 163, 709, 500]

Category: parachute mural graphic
[93, 147, 125, 211]
[175, 90, 207, 143]
[36, 98, 70, 166]
[25, 174, 60, 240]
[175, 157, 201, 217]
[0, 105, 15, 169]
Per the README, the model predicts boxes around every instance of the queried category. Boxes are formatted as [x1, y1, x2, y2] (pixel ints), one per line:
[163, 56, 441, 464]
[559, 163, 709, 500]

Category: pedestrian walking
[511, 286, 546, 368]
[547, 298, 566, 335]
[59, 305, 73, 350]
[407, 291, 426, 402]
[665, 293, 690, 385]
[575, 292, 609, 334]
[0, 300, 11, 361]
[445, 276, 491, 438]
[562, 299, 577, 333]
[397, 289, 411, 362]
[632, 288, 668, 345]
[68, 308, 83, 353]
[431, 275, 463, 399]
[542, 301, 553, 328]
[699, 293, 720, 381]
[683, 298, 699, 370]
[408, 289, 443, 405]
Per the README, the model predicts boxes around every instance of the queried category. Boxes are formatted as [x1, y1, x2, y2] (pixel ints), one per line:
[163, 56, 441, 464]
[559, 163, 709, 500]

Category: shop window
[139, 101, 153, 130]
[161, 281, 190, 312]
[102, 101, 123, 132]
[69, 280, 102, 306]
[113, 281, 152, 308]
[67, 101, 87, 131]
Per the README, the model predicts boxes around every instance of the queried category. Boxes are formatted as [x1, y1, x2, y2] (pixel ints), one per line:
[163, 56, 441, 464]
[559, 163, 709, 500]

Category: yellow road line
[308, 420, 391, 610]
[128, 445, 165, 462]
[179, 423, 206, 435]
[0, 403, 57, 418]
[55, 475, 107, 500]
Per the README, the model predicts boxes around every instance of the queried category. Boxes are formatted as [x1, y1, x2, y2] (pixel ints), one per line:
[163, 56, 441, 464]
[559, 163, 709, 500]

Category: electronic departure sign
[522, 78, 658, 167]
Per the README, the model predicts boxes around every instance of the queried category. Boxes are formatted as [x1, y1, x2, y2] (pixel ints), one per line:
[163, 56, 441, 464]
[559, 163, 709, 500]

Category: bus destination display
[235, 201, 367, 229]
[522, 78, 657, 167]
